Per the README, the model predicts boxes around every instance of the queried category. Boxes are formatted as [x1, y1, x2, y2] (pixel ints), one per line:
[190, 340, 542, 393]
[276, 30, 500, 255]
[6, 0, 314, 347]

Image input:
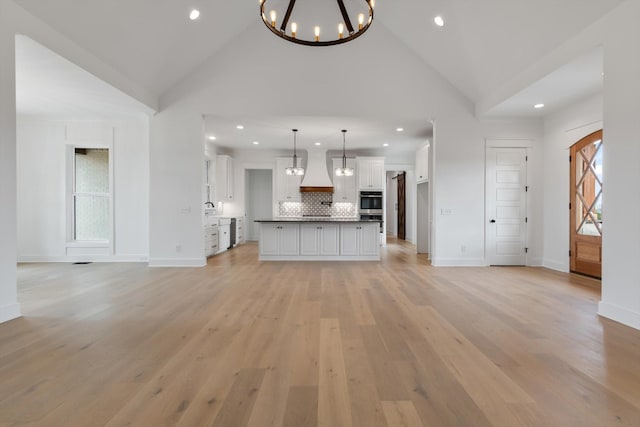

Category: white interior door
[486, 147, 527, 265]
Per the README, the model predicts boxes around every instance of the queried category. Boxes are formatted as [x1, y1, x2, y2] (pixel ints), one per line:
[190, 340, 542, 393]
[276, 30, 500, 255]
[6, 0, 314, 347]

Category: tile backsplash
[278, 192, 356, 217]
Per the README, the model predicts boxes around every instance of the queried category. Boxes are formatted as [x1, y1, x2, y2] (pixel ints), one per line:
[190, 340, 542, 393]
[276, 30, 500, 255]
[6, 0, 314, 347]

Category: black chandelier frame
[259, 0, 374, 47]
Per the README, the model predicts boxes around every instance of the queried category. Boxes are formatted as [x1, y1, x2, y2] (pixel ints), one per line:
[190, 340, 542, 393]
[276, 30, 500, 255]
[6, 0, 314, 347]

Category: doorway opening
[245, 169, 273, 241]
[570, 130, 603, 278]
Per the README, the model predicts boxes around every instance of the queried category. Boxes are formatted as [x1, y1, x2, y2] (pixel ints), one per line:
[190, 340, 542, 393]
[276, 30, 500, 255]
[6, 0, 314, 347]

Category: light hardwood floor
[2, 239, 640, 426]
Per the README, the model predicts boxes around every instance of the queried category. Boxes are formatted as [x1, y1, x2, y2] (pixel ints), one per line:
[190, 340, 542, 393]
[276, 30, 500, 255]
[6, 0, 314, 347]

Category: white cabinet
[300, 223, 340, 256]
[416, 144, 429, 183]
[216, 155, 234, 202]
[276, 158, 304, 202]
[340, 222, 379, 256]
[357, 157, 385, 190]
[235, 217, 245, 245]
[219, 223, 230, 252]
[332, 158, 357, 203]
[204, 225, 219, 256]
[259, 223, 300, 256]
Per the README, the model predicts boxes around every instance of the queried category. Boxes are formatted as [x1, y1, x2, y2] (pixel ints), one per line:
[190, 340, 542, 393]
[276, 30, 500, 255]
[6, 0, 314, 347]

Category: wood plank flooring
[2, 238, 640, 426]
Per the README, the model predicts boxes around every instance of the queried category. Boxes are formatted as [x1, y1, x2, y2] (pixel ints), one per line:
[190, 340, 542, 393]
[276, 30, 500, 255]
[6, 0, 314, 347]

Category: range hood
[300, 149, 334, 193]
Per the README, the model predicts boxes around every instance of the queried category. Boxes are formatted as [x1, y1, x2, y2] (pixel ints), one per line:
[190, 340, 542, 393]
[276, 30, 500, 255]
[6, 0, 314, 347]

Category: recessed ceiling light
[236, 125, 244, 130]
[396, 127, 404, 132]
[434, 16, 445, 27]
[314, 142, 321, 146]
[383, 143, 389, 147]
[253, 141, 260, 145]
[189, 9, 200, 20]
[208, 135, 216, 141]
[534, 103, 545, 109]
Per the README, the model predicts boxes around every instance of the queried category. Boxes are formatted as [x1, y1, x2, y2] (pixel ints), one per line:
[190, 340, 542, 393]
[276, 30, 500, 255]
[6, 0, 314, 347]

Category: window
[71, 148, 111, 242]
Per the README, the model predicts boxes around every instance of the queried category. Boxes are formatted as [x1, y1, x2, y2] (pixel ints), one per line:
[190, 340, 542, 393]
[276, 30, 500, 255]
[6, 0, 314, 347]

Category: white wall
[149, 107, 204, 266]
[386, 171, 397, 236]
[542, 94, 603, 272]
[0, 1, 20, 323]
[153, 22, 543, 267]
[16, 117, 149, 261]
[598, 0, 640, 329]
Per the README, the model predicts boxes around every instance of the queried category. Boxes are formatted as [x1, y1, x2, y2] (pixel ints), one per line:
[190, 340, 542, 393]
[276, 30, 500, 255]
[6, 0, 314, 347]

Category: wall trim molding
[542, 259, 569, 273]
[0, 303, 22, 324]
[148, 257, 206, 267]
[431, 258, 486, 267]
[598, 301, 640, 331]
[18, 255, 148, 263]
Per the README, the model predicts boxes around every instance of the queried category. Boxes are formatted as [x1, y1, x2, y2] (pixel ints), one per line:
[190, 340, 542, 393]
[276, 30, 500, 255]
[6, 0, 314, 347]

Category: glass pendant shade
[335, 129, 354, 176]
[285, 129, 305, 176]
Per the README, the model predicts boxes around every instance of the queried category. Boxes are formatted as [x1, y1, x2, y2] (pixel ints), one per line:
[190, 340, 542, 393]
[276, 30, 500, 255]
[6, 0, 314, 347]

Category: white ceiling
[13, 0, 622, 149]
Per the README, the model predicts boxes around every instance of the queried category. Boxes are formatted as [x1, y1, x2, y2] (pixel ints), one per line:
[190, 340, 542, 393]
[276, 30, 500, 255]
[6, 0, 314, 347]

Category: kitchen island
[255, 218, 381, 261]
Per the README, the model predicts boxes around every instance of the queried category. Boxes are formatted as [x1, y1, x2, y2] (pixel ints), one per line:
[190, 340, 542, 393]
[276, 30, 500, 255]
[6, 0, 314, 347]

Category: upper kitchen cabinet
[416, 143, 429, 183]
[357, 157, 385, 190]
[276, 157, 304, 202]
[332, 157, 357, 203]
[216, 155, 234, 202]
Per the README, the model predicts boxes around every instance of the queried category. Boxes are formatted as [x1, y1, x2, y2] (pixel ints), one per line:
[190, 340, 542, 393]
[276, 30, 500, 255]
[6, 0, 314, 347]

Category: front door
[486, 147, 527, 265]
[570, 130, 603, 278]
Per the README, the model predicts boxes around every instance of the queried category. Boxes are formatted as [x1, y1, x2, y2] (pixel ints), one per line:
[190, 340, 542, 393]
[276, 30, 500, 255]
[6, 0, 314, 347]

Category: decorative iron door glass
[576, 138, 603, 236]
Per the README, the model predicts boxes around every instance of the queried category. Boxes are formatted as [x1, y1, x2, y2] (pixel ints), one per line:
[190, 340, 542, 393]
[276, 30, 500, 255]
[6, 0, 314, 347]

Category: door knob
[490, 219, 496, 223]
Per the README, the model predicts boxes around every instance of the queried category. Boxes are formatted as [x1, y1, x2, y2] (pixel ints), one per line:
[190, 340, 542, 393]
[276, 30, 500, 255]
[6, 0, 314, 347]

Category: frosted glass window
[73, 148, 110, 241]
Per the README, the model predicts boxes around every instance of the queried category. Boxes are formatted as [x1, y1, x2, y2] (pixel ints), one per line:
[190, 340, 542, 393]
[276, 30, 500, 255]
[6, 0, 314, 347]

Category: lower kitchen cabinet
[235, 217, 245, 245]
[339, 223, 379, 257]
[259, 223, 300, 256]
[204, 225, 219, 256]
[300, 223, 340, 256]
[257, 221, 379, 261]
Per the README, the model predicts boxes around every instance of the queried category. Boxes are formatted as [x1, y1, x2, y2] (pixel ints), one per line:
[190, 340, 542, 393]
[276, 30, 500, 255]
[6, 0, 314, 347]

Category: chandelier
[335, 130, 354, 176]
[260, 0, 375, 47]
[285, 129, 305, 176]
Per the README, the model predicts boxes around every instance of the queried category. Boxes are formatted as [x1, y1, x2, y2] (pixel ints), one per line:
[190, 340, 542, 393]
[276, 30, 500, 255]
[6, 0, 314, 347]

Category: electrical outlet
[441, 208, 452, 215]
[176, 245, 182, 253]
[461, 244, 466, 253]
[181, 206, 191, 214]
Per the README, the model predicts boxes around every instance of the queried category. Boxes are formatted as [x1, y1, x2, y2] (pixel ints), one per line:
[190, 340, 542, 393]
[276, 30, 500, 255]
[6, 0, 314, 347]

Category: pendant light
[335, 129, 354, 176]
[285, 129, 305, 176]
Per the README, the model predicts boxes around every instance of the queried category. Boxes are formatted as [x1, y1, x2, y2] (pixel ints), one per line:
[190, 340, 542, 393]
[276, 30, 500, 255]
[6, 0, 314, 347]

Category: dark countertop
[255, 217, 382, 223]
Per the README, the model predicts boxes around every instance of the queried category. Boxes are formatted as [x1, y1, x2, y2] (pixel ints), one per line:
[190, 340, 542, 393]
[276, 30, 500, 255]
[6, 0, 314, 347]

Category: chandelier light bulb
[270, 10, 277, 27]
[259, 0, 374, 47]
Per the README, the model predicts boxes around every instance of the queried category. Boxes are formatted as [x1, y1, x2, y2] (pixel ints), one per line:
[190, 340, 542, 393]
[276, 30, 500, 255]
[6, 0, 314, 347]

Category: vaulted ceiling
[13, 0, 623, 151]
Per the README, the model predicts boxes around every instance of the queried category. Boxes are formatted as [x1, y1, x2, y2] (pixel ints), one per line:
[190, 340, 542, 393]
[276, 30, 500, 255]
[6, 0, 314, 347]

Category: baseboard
[18, 255, 148, 263]
[0, 303, 22, 324]
[598, 301, 640, 331]
[542, 259, 569, 273]
[527, 257, 543, 267]
[148, 257, 207, 267]
[431, 258, 487, 267]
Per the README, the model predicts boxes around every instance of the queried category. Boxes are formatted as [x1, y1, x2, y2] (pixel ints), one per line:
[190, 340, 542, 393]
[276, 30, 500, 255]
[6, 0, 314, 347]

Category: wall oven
[360, 191, 383, 232]
[360, 191, 383, 213]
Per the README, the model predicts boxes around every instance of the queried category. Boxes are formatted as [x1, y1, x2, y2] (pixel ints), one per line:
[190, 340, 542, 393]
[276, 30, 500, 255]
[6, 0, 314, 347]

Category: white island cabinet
[339, 222, 379, 257]
[257, 220, 380, 261]
[300, 223, 340, 256]
[259, 223, 300, 256]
